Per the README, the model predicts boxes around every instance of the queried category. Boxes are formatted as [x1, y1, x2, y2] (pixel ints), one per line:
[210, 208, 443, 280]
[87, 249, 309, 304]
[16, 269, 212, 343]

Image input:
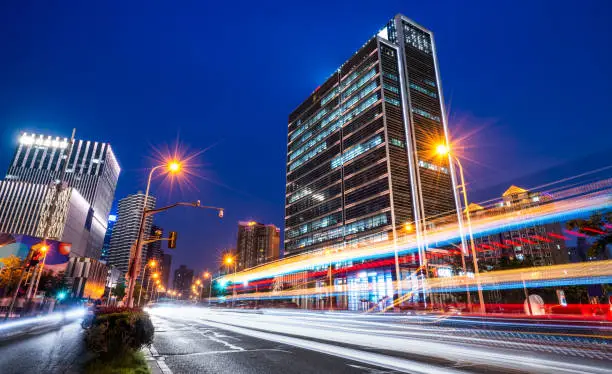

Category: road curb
[143, 345, 172, 374]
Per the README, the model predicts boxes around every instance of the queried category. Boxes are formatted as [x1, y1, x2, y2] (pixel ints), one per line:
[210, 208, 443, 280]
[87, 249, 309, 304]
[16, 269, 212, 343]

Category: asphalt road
[149, 313, 400, 373]
[0, 320, 89, 374]
[148, 307, 612, 374]
[0, 308, 608, 373]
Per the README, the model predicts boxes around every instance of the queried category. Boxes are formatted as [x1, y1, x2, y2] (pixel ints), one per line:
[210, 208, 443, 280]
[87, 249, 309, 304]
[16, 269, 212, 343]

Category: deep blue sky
[1, 1, 611, 277]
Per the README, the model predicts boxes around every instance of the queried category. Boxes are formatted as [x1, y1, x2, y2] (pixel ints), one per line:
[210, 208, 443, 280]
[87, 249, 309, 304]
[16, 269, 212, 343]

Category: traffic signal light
[168, 231, 177, 249]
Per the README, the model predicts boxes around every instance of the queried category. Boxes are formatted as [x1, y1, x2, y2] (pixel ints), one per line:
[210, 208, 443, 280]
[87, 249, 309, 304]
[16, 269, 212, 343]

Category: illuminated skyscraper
[3, 132, 120, 259]
[285, 14, 458, 257]
[107, 193, 156, 275]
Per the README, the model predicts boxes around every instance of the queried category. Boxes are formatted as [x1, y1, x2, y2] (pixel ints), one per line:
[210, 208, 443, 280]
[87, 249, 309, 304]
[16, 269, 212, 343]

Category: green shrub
[85, 350, 150, 374]
[85, 311, 154, 356]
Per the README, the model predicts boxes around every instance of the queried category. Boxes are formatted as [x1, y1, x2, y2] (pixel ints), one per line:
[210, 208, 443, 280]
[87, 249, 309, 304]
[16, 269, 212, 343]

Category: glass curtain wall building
[284, 14, 459, 260]
[6, 132, 120, 259]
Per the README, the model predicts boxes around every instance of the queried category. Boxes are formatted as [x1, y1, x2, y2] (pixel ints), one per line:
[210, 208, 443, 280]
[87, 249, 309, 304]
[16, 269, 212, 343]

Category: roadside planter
[84, 307, 154, 373]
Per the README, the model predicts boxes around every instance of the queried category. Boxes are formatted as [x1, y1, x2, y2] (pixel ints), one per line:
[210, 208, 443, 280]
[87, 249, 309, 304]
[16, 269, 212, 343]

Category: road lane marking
[164, 348, 292, 357]
[347, 363, 401, 373]
[196, 329, 245, 351]
[192, 319, 465, 374]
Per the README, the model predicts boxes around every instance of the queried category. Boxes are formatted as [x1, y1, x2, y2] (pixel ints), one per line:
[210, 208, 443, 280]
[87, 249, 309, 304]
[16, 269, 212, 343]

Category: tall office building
[100, 214, 117, 263]
[107, 193, 156, 275]
[146, 225, 164, 264]
[5, 132, 120, 258]
[236, 221, 280, 270]
[285, 14, 458, 256]
[173, 265, 193, 297]
[161, 253, 172, 287]
[0, 181, 94, 257]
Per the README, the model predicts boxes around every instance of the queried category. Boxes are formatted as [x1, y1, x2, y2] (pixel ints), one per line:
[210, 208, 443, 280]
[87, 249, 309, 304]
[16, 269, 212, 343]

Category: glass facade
[285, 14, 457, 257]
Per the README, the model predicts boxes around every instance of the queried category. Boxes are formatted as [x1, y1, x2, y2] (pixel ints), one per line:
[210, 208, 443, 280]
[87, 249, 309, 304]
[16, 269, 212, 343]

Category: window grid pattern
[331, 135, 382, 169]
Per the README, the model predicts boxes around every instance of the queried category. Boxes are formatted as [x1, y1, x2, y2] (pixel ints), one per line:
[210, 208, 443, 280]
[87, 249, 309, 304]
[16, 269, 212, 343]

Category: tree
[493, 256, 533, 271]
[0, 255, 31, 295]
[39, 271, 68, 298]
[112, 282, 126, 300]
[566, 212, 612, 259]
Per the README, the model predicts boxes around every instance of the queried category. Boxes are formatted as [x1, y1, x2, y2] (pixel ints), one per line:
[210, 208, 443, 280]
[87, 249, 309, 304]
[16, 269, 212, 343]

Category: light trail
[221, 181, 611, 284]
[0, 308, 85, 332]
[148, 306, 612, 373]
[214, 261, 612, 303]
[211, 260, 612, 312]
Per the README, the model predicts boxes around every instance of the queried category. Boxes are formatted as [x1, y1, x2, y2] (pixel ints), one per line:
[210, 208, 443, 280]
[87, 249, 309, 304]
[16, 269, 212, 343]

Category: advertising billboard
[0, 233, 71, 275]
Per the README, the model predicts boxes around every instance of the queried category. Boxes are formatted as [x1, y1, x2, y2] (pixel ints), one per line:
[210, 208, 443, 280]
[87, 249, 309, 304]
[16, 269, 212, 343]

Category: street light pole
[441, 148, 486, 314]
[126, 165, 163, 308]
[232, 262, 237, 307]
[139, 263, 149, 307]
[208, 278, 213, 306]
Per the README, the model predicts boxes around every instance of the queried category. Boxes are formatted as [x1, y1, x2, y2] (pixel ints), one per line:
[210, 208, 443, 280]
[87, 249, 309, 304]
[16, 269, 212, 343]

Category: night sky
[1, 1, 610, 276]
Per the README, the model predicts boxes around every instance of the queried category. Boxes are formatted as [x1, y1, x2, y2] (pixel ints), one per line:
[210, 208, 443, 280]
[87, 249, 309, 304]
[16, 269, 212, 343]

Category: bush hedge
[85, 308, 154, 356]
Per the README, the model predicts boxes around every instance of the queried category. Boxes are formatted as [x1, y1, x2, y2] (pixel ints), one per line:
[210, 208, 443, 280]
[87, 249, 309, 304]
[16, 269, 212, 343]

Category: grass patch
[85, 351, 151, 374]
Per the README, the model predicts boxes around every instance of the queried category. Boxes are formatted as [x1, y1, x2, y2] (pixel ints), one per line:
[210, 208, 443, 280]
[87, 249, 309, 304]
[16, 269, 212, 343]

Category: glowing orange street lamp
[168, 160, 182, 173]
[168, 160, 181, 173]
[224, 255, 237, 306]
[435, 144, 450, 157]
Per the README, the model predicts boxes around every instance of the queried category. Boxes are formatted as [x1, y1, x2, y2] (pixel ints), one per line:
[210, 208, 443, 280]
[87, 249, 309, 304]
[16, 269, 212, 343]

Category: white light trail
[148, 307, 611, 373]
[222, 183, 611, 284]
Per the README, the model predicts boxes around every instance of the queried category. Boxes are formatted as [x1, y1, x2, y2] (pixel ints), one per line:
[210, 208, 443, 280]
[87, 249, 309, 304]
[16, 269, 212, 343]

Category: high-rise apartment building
[107, 193, 156, 275]
[100, 214, 117, 263]
[285, 14, 458, 257]
[469, 185, 569, 267]
[236, 221, 280, 270]
[5, 132, 120, 258]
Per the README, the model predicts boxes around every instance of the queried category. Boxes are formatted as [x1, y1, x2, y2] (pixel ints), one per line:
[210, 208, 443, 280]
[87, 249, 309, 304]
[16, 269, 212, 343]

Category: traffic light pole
[4, 250, 35, 320]
[126, 200, 224, 307]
